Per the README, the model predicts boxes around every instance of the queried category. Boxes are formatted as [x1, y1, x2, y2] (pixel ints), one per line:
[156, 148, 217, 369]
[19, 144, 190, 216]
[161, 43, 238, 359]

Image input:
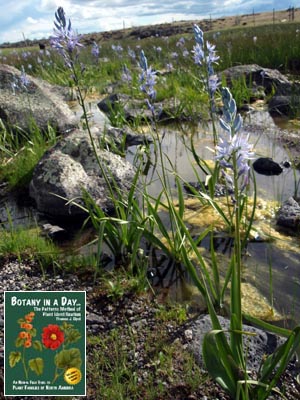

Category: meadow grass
[0, 121, 58, 188]
[0, 224, 59, 267]
[86, 310, 205, 400]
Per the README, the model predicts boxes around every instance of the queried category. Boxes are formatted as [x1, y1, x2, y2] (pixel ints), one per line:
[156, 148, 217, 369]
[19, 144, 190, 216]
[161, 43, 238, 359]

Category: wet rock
[220, 64, 290, 95]
[29, 126, 136, 218]
[277, 197, 300, 230]
[98, 92, 188, 122]
[105, 125, 153, 147]
[98, 93, 156, 121]
[42, 223, 68, 241]
[188, 314, 285, 373]
[0, 64, 77, 134]
[220, 64, 300, 116]
[269, 80, 300, 116]
[252, 157, 283, 175]
[269, 93, 300, 116]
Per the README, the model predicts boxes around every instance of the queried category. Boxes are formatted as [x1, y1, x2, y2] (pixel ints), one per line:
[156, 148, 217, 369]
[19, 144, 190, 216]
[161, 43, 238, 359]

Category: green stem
[22, 346, 28, 380]
[230, 153, 245, 372]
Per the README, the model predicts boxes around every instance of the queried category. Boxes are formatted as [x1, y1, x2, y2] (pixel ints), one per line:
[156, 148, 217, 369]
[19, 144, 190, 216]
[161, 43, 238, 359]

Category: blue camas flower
[121, 64, 132, 84]
[91, 41, 100, 59]
[50, 7, 83, 65]
[192, 24, 220, 99]
[216, 88, 254, 192]
[139, 50, 157, 113]
[20, 65, 30, 89]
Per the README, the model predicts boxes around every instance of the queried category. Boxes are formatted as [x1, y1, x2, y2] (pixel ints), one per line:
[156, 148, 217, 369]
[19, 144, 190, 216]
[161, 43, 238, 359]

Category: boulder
[220, 64, 300, 116]
[220, 64, 290, 95]
[252, 157, 283, 175]
[29, 126, 136, 218]
[277, 197, 300, 230]
[98, 93, 155, 122]
[188, 314, 285, 373]
[269, 91, 300, 116]
[0, 64, 77, 133]
[98, 93, 189, 122]
[104, 125, 153, 148]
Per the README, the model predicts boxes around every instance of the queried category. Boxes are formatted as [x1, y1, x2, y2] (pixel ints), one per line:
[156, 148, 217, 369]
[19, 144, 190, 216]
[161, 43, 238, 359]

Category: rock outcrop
[277, 196, 300, 231]
[220, 64, 290, 95]
[220, 64, 300, 116]
[29, 126, 136, 218]
[188, 314, 285, 373]
[0, 64, 77, 133]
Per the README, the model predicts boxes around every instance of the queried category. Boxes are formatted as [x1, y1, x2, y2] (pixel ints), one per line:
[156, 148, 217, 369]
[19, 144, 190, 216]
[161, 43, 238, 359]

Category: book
[4, 290, 86, 397]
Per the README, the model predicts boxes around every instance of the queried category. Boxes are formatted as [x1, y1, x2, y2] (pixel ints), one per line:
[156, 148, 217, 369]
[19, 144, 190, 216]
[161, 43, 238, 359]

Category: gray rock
[269, 94, 300, 116]
[104, 125, 153, 148]
[220, 64, 290, 95]
[98, 92, 189, 122]
[220, 64, 300, 116]
[277, 196, 300, 230]
[29, 126, 136, 217]
[98, 93, 164, 122]
[42, 223, 68, 241]
[188, 314, 284, 373]
[0, 64, 77, 133]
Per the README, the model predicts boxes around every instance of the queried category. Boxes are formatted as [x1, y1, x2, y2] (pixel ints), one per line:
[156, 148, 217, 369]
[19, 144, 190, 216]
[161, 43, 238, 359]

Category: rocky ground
[0, 257, 299, 399]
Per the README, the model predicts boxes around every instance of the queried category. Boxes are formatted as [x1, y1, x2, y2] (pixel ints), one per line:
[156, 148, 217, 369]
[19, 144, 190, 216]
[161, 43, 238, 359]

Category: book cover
[4, 290, 86, 397]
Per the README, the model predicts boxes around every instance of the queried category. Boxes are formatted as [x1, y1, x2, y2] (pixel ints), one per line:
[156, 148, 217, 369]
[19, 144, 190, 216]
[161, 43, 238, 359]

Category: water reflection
[130, 110, 300, 324]
[127, 114, 300, 202]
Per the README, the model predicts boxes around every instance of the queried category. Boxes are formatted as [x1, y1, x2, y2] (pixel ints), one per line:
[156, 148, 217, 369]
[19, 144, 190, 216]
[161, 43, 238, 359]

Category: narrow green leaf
[203, 330, 237, 397]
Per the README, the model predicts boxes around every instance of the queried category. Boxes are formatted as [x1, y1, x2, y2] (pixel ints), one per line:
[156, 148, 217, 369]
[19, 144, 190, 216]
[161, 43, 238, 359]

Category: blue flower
[216, 88, 254, 192]
[91, 41, 100, 58]
[139, 66, 157, 100]
[121, 64, 132, 84]
[139, 50, 157, 102]
[111, 44, 123, 57]
[192, 24, 220, 101]
[193, 24, 204, 46]
[206, 41, 219, 64]
[20, 65, 30, 88]
[50, 7, 83, 63]
[127, 47, 136, 59]
[192, 43, 204, 65]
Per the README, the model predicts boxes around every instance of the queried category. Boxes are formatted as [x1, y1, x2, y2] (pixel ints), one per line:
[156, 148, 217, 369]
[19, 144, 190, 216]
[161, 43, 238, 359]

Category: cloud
[0, 0, 297, 44]
[27, 17, 38, 24]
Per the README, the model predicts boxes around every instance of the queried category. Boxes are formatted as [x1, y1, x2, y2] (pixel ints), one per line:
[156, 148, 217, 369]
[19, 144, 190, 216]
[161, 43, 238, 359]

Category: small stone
[184, 329, 193, 341]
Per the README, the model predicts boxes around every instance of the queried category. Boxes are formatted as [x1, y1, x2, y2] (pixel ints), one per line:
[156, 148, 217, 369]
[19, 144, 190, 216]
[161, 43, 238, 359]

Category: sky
[0, 0, 297, 44]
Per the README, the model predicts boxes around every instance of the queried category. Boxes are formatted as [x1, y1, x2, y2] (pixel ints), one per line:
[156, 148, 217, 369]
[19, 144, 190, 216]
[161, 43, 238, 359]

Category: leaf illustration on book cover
[28, 358, 44, 375]
[64, 328, 81, 345]
[9, 351, 21, 368]
[54, 348, 82, 369]
[32, 340, 43, 351]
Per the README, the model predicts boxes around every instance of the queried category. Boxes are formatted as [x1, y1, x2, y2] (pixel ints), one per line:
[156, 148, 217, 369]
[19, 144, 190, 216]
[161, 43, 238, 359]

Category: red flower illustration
[42, 324, 64, 350]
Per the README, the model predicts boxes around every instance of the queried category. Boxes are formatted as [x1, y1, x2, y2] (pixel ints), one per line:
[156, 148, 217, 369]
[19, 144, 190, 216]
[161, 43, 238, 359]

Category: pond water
[124, 108, 300, 326]
[1, 104, 300, 326]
